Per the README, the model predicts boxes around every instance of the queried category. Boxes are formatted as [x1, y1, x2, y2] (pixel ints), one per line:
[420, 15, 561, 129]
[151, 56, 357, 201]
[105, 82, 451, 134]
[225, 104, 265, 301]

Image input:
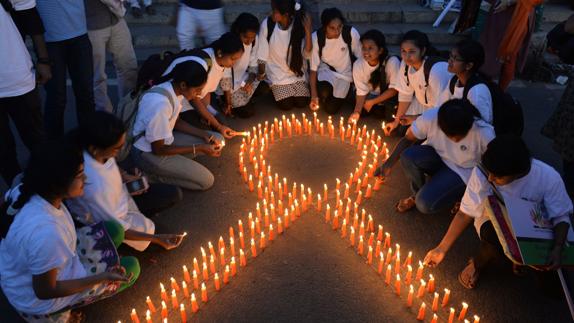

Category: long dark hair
[453, 39, 485, 74]
[209, 32, 244, 59]
[231, 13, 260, 38]
[0, 141, 83, 238]
[320, 7, 346, 28]
[71, 111, 126, 151]
[361, 29, 389, 91]
[401, 30, 440, 58]
[271, 0, 307, 76]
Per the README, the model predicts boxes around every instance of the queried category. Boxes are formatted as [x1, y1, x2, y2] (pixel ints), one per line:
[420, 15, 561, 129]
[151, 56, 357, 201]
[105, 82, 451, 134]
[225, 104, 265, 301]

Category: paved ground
[1, 80, 573, 323]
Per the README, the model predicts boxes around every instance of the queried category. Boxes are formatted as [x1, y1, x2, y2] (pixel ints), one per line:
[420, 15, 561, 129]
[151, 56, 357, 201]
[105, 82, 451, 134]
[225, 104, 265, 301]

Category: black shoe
[131, 6, 143, 18]
[145, 4, 156, 15]
[233, 105, 255, 118]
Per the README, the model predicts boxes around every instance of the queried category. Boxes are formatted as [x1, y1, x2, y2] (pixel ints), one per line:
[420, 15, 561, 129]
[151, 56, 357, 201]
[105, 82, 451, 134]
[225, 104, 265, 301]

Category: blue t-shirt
[36, 0, 87, 42]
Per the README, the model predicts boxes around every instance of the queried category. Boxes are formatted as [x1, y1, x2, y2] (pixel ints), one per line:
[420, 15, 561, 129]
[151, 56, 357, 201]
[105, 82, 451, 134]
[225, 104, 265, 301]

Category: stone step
[153, 0, 417, 4]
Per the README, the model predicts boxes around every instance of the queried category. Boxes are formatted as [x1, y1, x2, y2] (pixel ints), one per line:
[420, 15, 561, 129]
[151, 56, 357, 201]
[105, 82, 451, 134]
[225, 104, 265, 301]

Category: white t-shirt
[66, 151, 155, 251]
[257, 17, 307, 86]
[353, 56, 401, 97]
[199, 47, 226, 99]
[397, 59, 452, 110]
[225, 37, 259, 92]
[310, 27, 361, 89]
[0, 6, 35, 98]
[461, 160, 573, 234]
[437, 79, 493, 124]
[0, 191, 86, 315]
[133, 82, 183, 153]
[411, 108, 495, 183]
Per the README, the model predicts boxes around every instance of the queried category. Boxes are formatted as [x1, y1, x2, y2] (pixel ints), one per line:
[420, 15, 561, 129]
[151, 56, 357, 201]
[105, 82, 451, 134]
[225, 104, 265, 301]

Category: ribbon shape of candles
[125, 113, 480, 323]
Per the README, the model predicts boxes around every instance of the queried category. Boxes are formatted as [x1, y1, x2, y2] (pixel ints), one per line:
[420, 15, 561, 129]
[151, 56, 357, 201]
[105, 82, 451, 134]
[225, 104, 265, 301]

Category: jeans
[176, 5, 225, 50]
[88, 19, 138, 112]
[0, 88, 45, 186]
[317, 81, 346, 114]
[400, 145, 466, 214]
[44, 34, 95, 138]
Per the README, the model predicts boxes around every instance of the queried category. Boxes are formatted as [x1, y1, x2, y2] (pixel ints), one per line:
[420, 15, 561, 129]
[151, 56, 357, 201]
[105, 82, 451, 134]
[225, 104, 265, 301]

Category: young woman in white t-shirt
[186, 32, 244, 139]
[219, 13, 261, 118]
[349, 29, 401, 123]
[132, 60, 225, 191]
[424, 135, 572, 289]
[257, 0, 313, 110]
[438, 39, 493, 124]
[395, 99, 495, 214]
[67, 111, 186, 252]
[0, 142, 137, 320]
[308, 7, 361, 114]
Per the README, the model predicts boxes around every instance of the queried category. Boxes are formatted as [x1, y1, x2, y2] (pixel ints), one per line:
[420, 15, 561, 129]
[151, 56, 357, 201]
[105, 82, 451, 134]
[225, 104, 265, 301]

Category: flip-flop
[395, 196, 416, 213]
[458, 259, 480, 289]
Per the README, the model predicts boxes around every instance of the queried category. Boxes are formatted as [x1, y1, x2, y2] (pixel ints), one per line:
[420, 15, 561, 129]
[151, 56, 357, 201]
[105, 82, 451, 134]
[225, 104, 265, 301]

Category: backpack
[136, 48, 212, 92]
[404, 56, 447, 105]
[316, 25, 355, 71]
[113, 87, 176, 162]
[448, 74, 524, 136]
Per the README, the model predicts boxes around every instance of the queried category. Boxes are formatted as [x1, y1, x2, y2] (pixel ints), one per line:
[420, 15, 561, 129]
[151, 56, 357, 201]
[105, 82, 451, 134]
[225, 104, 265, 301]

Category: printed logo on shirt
[460, 145, 468, 151]
[341, 47, 347, 52]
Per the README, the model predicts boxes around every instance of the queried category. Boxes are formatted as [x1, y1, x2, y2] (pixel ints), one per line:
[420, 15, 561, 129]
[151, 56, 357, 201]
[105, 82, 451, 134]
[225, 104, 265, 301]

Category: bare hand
[154, 233, 186, 250]
[546, 246, 563, 271]
[363, 99, 375, 112]
[423, 247, 446, 268]
[348, 112, 360, 124]
[202, 144, 222, 157]
[383, 120, 399, 136]
[309, 97, 320, 111]
[219, 126, 235, 139]
[204, 134, 222, 147]
[223, 103, 233, 116]
[36, 63, 52, 85]
[399, 115, 417, 126]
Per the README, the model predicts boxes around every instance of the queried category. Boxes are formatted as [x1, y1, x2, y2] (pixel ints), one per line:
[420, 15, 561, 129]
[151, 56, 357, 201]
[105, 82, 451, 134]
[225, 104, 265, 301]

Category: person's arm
[173, 118, 216, 143]
[309, 70, 319, 109]
[190, 97, 223, 130]
[33, 269, 126, 300]
[124, 230, 185, 250]
[150, 139, 217, 157]
[424, 210, 474, 267]
[367, 88, 398, 107]
[383, 101, 411, 136]
[303, 13, 313, 56]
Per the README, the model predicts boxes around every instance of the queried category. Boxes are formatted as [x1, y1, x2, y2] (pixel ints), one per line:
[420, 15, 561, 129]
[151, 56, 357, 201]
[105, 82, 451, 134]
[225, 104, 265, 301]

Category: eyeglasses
[448, 54, 465, 62]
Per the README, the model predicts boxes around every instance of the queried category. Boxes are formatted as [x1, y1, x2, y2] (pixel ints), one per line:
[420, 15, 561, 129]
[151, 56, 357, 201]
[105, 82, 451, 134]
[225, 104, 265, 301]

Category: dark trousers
[0, 87, 45, 186]
[132, 183, 183, 216]
[44, 34, 95, 138]
[317, 81, 346, 115]
[275, 96, 310, 110]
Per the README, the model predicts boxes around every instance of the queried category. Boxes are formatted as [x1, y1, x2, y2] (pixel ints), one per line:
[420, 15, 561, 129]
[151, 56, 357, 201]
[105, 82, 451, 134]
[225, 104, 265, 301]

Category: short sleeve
[543, 171, 574, 226]
[397, 61, 414, 103]
[310, 32, 320, 72]
[350, 27, 362, 59]
[249, 36, 259, 67]
[467, 84, 493, 124]
[460, 167, 490, 219]
[428, 63, 452, 108]
[257, 18, 270, 63]
[353, 60, 370, 96]
[410, 108, 435, 140]
[385, 56, 401, 90]
[140, 94, 174, 145]
[27, 226, 74, 275]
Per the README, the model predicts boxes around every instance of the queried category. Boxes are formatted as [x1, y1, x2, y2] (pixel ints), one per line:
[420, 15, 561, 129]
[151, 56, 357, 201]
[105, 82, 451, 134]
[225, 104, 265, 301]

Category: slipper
[458, 259, 480, 289]
[395, 196, 416, 213]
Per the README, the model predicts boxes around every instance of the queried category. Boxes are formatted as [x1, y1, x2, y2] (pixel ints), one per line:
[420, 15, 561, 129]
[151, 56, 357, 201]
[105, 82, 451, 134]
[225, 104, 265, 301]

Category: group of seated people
[0, 0, 572, 321]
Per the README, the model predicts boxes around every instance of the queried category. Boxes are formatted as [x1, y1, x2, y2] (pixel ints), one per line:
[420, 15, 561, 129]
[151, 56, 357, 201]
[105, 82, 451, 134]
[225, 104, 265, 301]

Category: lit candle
[218, 236, 226, 251]
[473, 315, 480, 323]
[385, 264, 392, 285]
[349, 227, 355, 246]
[269, 223, 275, 241]
[359, 221, 365, 237]
[278, 217, 283, 234]
[378, 252, 384, 274]
[171, 289, 178, 309]
[192, 270, 199, 290]
[240, 249, 246, 267]
[160, 283, 168, 303]
[130, 309, 140, 323]
[260, 232, 266, 250]
[191, 293, 199, 313]
[250, 221, 255, 240]
[182, 281, 190, 298]
[406, 285, 414, 307]
[222, 265, 230, 285]
[355, 178, 362, 193]
[395, 274, 401, 295]
[317, 194, 322, 212]
[427, 274, 435, 293]
[251, 238, 257, 258]
[416, 302, 426, 321]
[361, 174, 368, 188]
[415, 261, 424, 280]
[386, 248, 393, 265]
[384, 232, 391, 249]
[238, 220, 244, 236]
[341, 219, 347, 238]
[183, 265, 191, 283]
[161, 301, 168, 319]
[239, 232, 245, 249]
[214, 273, 221, 291]
[146, 296, 156, 313]
[430, 313, 438, 323]
[458, 302, 468, 321]
[405, 265, 413, 285]
[201, 283, 208, 302]
[417, 280, 427, 298]
[448, 308, 455, 323]
[355, 191, 363, 205]
[405, 251, 413, 268]
[373, 178, 382, 191]
[255, 218, 261, 235]
[344, 184, 350, 199]
[375, 241, 381, 256]
[442, 288, 450, 307]
[193, 258, 200, 276]
[210, 255, 216, 275]
[230, 237, 236, 257]
[365, 184, 373, 198]
[367, 246, 373, 264]
[202, 262, 209, 280]
[230, 257, 237, 276]
[145, 310, 152, 323]
[358, 235, 364, 255]
[180, 304, 187, 323]
[325, 204, 331, 222]
[284, 212, 290, 229]
[394, 251, 401, 275]
[248, 175, 254, 192]
[432, 292, 439, 312]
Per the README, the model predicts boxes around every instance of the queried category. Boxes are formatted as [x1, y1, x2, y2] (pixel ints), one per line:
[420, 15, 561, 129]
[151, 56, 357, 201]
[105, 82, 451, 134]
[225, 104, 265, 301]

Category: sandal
[395, 196, 416, 213]
[458, 259, 480, 289]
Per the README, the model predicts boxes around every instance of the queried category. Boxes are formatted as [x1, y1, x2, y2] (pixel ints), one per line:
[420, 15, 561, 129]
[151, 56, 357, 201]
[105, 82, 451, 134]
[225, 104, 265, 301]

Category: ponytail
[272, 0, 306, 76]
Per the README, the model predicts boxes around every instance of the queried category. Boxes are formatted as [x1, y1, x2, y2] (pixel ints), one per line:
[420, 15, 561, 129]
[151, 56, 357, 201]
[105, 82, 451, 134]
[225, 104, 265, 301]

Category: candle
[355, 178, 362, 193]
[214, 273, 221, 291]
[442, 288, 451, 307]
[359, 221, 365, 237]
[171, 289, 178, 309]
[427, 274, 435, 293]
[407, 284, 414, 307]
[358, 235, 364, 255]
[192, 270, 199, 290]
[458, 302, 468, 321]
[230, 257, 237, 276]
[332, 210, 340, 230]
[131, 309, 140, 323]
[416, 261, 424, 280]
[278, 217, 283, 234]
[473, 315, 480, 323]
[146, 296, 156, 313]
[386, 248, 393, 265]
[210, 255, 216, 275]
[383, 232, 391, 249]
[367, 246, 373, 264]
[145, 310, 152, 323]
[405, 265, 413, 285]
[365, 184, 373, 198]
[239, 232, 245, 249]
[341, 219, 347, 238]
[405, 251, 413, 268]
[385, 264, 392, 285]
[191, 293, 199, 313]
[161, 301, 168, 319]
[193, 258, 200, 276]
[160, 283, 168, 303]
[375, 240, 381, 256]
[430, 314, 438, 323]
[284, 212, 290, 229]
[248, 175, 254, 191]
[395, 274, 401, 295]
[201, 283, 208, 302]
[238, 220, 244, 236]
[317, 194, 322, 211]
[373, 178, 382, 191]
[361, 174, 368, 188]
[355, 191, 363, 205]
[240, 249, 246, 267]
[344, 184, 350, 199]
[394, 251, 401, 275]
[230, 237, 236, 257]
[251, 238, 257, 258]
[378, 252, 384, 274]
[268, 223, 275, 241]
[260, 232, 266, 250]
[417, 280, 427, 298]
[349, 227, 356, 246]
[255, 218, 261, 235]
[416, 302, 426, 321]
[448, 308, 455, 323]
[250, 221, 255, 240]
[223, 265, 230, 284]
[202, 262, 209, 280]
[432, 292, 439, 311]
[180, 304, 187, 323]
[183, 265, 191, 283]
[325, 204, 331, 222]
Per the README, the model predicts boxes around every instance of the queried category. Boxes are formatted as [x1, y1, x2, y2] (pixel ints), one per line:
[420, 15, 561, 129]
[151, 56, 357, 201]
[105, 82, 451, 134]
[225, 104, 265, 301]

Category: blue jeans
[44, 34, 95, 138]
[400, 145, 466, 214]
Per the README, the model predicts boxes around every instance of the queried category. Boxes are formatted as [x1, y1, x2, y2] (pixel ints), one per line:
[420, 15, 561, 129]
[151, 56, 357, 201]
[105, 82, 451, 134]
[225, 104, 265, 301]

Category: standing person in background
[309, 7, 361, 115]
[349, 29, 400, 123]
[129, 0, 155, 18]
[0, 1, 48, 187]
[176, 0, 226, 50]
[36, 0, 95, 138]
[86, 0, 138, 112]
[257, 0, 313, 111]
[220, 13, 261, 118]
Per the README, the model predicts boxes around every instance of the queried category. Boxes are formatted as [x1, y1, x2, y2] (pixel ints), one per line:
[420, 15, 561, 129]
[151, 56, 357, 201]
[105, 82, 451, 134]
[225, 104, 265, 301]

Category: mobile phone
[125, 176, 149, 194]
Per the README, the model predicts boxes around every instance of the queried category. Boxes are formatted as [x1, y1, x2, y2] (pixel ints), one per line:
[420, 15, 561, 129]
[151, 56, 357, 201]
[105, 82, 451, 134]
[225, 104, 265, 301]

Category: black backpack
[404, 56, 447, 105]
[316, 25, 355, 71]
[135, 48, 212, 93]
[448, 75, 524, 136]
